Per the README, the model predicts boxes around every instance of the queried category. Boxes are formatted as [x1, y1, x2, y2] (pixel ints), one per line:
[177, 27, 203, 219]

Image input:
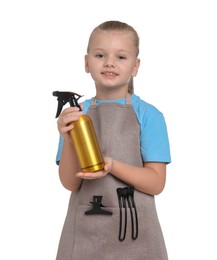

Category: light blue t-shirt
[55, 94, 171, 165]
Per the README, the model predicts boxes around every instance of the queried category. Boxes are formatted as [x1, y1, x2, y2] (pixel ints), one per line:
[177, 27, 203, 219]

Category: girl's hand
[57, 105, 84, 143]
[76, 157, 113, 180]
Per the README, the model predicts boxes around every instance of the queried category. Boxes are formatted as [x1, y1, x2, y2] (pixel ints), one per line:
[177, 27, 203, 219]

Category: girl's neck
[95, 87, 128, 100]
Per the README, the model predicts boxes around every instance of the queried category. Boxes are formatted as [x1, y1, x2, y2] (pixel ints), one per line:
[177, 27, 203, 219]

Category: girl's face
[85, 30, 140, 96]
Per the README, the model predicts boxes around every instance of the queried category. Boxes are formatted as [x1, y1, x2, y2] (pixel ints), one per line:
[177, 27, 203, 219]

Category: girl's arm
[110, 160, 166, 195]
[76, 158, 166, 196]
[58, 141, 82, 191]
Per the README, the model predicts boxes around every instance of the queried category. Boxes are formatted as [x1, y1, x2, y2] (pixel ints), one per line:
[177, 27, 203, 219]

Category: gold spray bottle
[53, 91, 105, 172]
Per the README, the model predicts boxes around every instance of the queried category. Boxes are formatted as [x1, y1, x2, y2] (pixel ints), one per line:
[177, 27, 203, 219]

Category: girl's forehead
[89, 30, 135, 49]
[91, 29, 134, 39]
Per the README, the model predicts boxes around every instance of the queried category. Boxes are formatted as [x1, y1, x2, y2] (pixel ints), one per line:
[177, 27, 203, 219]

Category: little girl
[55, 20, 171, 260]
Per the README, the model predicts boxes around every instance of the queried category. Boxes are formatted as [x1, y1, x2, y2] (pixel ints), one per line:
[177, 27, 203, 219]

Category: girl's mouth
[101, 71, 118, 78]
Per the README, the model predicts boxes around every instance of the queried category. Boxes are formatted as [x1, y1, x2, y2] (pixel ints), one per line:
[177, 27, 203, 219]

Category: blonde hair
[87, 21, 140, 94]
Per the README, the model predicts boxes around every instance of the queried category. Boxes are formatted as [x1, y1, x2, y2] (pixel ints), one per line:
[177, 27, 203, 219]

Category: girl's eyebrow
[92, 48, 130, 53]
[92, 48, 105, 52]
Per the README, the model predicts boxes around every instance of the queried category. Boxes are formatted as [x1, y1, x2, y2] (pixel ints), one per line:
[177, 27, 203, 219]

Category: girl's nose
[103, 57, 116, 68]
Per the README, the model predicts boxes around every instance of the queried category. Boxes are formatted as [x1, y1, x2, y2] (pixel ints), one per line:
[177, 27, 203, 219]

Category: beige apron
[56, 95, 168, 260]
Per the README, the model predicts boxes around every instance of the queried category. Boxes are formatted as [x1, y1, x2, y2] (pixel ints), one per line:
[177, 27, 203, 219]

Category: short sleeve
[132, 94, 171, 164]
[56, 135, 64, 165]
[140, 112, 171, 163]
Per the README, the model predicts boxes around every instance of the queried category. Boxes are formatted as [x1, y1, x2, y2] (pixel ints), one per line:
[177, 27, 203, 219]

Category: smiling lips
[101, 71, 118, 78]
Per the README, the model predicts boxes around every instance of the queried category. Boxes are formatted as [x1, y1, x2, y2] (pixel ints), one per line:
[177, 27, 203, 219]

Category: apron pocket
[72, 205, 119, 259]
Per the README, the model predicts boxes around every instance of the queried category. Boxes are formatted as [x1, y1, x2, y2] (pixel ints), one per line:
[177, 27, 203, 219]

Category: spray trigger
[53, 91, 83, 118]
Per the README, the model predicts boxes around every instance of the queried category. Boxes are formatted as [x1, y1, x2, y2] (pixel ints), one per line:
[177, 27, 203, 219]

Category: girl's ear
[85, 55, 90, 73]
[132, 58, 140, 77]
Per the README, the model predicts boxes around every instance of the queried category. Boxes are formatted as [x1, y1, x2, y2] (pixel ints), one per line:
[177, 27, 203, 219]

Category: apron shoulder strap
[91, 93, 132, 105]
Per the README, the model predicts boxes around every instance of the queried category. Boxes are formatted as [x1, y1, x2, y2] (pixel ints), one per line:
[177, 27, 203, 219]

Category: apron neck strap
[92, 93, 132, 105]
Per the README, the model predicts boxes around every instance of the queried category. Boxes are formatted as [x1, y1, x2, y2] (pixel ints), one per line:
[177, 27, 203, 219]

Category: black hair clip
[85, 195, 113, 215]
[116, 186, 138, 241]
[126, 186, 138, 240]
[117, 187, 128, 241]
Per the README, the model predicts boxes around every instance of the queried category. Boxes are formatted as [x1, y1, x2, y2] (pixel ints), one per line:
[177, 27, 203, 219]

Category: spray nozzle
[53, 91, 83, 118]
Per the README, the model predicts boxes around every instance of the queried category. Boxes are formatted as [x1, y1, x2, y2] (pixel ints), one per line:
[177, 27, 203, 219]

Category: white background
[0, 0, 216, 259]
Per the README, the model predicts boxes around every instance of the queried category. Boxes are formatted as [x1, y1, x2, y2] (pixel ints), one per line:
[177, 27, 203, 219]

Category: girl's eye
[95, 54, 104, 58]
[118, 56, 126, 60]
